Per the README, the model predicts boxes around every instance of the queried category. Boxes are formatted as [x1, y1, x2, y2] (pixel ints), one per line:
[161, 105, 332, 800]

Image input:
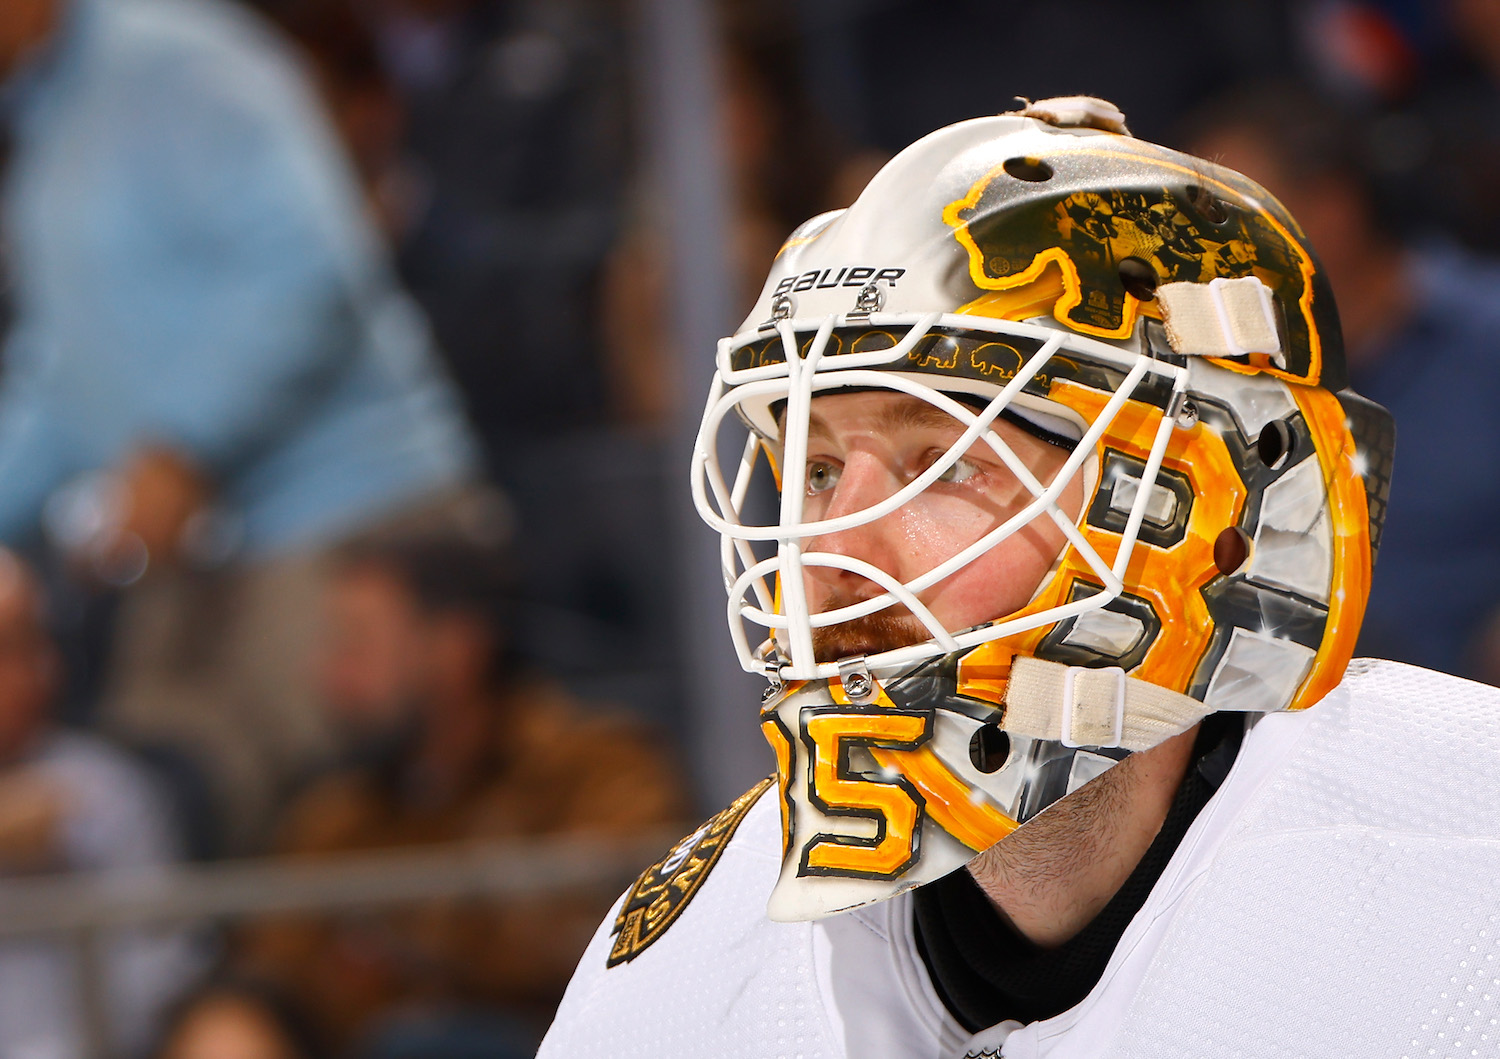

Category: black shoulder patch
[607, 776, 773, 967]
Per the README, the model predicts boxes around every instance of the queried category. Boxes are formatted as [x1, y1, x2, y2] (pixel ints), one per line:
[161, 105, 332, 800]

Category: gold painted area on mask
[1059, 380, 1244, 694]
[940, 165, 1141, 342]
[954, 259, 1167, 328]
[954, 640, 1014, 707]
[870, 741, 1019, 852]
[943, 142, 1323, 387]
[1285, 383, 1371, 710]
[801, 709, 927, 878]
[920, 369, 1363, 716]
[831, 678, 1018, 856]
[760, 713, 796, 859]
[961, 379, 1245, 698]
[953, 258, 1071, 323]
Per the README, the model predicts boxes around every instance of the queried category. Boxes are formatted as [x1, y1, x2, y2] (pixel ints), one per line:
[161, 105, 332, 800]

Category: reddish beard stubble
[810, 600, 935, 663]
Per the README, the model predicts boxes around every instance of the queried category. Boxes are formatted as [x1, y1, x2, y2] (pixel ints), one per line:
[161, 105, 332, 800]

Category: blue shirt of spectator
[1352, 241, 1500, 678]
[0, 0, 476, 557]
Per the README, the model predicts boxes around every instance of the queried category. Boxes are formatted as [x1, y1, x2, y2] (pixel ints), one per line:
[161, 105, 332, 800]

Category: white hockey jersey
[540, 660, 1500, 1058]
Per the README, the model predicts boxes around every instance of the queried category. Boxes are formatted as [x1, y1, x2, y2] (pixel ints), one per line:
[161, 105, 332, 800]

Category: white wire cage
[691, 311, 1191, 682]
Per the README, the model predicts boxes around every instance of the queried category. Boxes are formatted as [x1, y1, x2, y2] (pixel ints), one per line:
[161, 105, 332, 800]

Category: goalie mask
[691, 98, 1395, 921]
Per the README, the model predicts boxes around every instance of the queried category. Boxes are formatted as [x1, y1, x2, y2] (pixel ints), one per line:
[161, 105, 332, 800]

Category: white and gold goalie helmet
[690, 97, 1395, 921]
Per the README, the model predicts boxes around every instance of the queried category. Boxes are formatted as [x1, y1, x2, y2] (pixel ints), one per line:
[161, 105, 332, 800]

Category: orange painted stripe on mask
[1286, 384, 1371, 710]
[870, 743, 1019, 852]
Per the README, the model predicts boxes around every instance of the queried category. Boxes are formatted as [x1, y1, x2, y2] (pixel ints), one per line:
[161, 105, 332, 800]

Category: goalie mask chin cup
[690, 99, 1395, 921]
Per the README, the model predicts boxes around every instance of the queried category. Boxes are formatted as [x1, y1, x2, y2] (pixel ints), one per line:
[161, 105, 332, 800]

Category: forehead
[805, 391, 972, 437]
[799, 391, 1074, 475]
[804, 391, 1059, 453]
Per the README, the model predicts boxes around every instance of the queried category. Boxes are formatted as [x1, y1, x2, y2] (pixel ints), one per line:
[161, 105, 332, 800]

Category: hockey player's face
[799, 392, 1083, 662]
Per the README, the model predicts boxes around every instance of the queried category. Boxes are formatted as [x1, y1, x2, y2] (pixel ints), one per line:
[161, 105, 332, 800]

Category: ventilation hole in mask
[1003, 156, 1053, 182]
[1186, 183, 1229, 224]
[969, 724, 1011, 774]
[1118, 257, 1158, 300]
[1257, 419, 1294, 470]
[1213, 526, 1251, 576]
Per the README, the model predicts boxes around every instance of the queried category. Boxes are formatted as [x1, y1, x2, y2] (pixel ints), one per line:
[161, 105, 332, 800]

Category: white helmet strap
[1004, 655, 1216, 752]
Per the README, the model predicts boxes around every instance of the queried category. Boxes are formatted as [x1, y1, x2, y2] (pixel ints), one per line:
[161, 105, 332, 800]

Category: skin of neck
[966, 724, 1199, 948]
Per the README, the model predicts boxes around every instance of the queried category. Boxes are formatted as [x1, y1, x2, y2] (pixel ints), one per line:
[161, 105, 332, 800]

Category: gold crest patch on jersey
[607, 777, 773, 967]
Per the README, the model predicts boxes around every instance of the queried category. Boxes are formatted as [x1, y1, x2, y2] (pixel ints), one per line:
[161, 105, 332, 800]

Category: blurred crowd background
[0, 0, 1498, 1056]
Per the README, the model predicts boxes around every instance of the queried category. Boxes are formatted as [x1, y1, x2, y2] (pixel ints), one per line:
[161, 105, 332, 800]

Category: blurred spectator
[263, 0, 687, 734]
[260, 0, 631, 462]
[240, 524, 688, 1053]
[1369, 0, 1500, 252]
[257, 0, 410, 237]
[787, 0, 1292, 154]
[0, 548, 202, 1058]
[1296, 0, 1427, 104]
[383, 0, 626, 458]
[1181, 82, 1500, 682]
[0, 0, 480, 850]
[602, 11, 850, 430]
[155, 976, 327, 1059]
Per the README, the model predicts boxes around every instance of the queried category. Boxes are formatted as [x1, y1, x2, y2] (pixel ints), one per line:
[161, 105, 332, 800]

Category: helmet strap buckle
[1060, 665, 1127, 748]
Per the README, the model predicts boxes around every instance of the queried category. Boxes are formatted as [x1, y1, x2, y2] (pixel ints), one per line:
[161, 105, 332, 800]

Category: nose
[802, 452, 908, 598]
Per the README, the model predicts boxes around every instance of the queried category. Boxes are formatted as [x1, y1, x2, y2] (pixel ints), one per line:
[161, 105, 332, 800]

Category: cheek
[910, 484, 1076, 628]
[893, 487, 1038, 578]
[926, 526, 1062, 628]
[891, 495, 997, 565]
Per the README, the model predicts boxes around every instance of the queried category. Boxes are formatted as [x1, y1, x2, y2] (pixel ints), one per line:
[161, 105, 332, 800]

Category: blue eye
[806, 461, 841, 493]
